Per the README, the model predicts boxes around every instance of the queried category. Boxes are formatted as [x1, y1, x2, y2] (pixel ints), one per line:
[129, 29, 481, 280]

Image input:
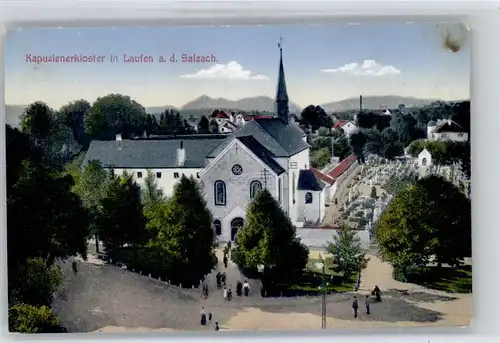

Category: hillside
[321, 96, 439, 112]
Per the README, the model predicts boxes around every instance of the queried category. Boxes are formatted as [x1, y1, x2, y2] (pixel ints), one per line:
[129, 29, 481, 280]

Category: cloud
[322, 60, 401, 76]
[180, 61, 269, 80]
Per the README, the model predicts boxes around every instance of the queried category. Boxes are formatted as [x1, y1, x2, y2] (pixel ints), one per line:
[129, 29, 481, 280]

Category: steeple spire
[275, 36, 290, 125]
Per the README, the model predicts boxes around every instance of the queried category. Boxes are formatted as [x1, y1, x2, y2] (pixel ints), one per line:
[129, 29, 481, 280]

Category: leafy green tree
[20, 102, 54, 142]
[57, 99, 91, 147]
[8, 161, 90, 268]
[232, 189, 309, 286]
[9, 304, 62, 333]
[311, 147, 331, 169]
[197, 116, 210, 133]
[97, 173, 148, 252]
[147, 175, 215, 285]
[349, 130, 367, 158]
[362, 128, 383, 156]
[9, 258, 63, 307]
[381, 127, 404, 158]
[375, 176, 471, 275]
[299, 105, 332, 131]
[85, 94, 147, 140]
[141, 169, 165, 210]
[72, 160, 112, 252]
[356, 110, 391, 131]
[323, 226, 369, 281]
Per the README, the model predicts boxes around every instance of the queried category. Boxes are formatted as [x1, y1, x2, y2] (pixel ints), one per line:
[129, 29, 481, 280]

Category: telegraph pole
[321, 262, 327, 329]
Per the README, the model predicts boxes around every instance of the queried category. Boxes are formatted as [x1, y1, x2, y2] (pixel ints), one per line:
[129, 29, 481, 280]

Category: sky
[4, 23, 470, 109]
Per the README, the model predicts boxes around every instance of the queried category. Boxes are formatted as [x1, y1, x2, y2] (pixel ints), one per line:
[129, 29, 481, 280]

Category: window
[250, 180, 262, 199]
[214, 180, 226, 206]
[278, 178, 282, 203]
[197, 173, 200, 179]
[174, 172, 180, 178]
[213, 220, 222, 236]
[156, 172, 162, 178]
[137, 172, 143, 178]
[458, 133, 464, 137]
[305, 192, 313, 204]
[231, 164, 243, 176]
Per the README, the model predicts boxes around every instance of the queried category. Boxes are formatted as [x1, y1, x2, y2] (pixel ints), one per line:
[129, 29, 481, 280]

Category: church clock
[231, 164, 243, 175]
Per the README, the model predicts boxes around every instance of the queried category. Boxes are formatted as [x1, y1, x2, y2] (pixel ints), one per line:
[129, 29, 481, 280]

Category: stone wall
[296, 228, 370, 249]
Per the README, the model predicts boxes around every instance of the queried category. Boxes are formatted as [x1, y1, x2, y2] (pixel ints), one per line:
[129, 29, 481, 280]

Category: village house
[426, 118, 468, 142]
[332, 120, 358, 137]
[83, 42, 329, 242]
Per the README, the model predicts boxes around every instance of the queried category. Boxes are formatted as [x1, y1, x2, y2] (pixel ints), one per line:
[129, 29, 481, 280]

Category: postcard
[4, 23, 471, 333]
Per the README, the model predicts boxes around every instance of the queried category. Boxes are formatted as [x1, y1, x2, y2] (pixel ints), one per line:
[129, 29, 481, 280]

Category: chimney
[359, 95, 363, 111]
[447, 119, 452, 126]
[177, 141, 186, 167]
[116, 133, 122, 141]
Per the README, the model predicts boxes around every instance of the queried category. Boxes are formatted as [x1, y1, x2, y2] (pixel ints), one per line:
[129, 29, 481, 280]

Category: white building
[426, 119, 468, 142]
[332, 120, 358, 137]
[418, 148, 433, 167]
[83, 41, 329, 242]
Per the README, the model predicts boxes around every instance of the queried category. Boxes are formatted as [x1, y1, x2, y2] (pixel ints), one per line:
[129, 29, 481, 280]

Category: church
[82, 42, 326, 242]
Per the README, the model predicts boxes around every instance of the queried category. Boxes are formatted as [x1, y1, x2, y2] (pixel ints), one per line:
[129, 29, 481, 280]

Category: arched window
[250, 180, 262, 199]
[214, 180, 226, 206]
[421, 157, 427, 166]
[305, 192, 313, 204]
[213, 220, 222, 236]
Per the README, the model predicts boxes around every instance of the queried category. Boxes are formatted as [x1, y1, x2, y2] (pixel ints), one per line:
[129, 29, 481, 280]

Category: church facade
[82, 43, 327, 242]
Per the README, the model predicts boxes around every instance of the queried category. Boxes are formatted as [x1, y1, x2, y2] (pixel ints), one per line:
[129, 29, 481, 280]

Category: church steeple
[275, 37, 290, 125]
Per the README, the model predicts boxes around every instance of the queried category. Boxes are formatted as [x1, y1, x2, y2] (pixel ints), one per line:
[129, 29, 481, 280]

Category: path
[322, 164, 363, 225]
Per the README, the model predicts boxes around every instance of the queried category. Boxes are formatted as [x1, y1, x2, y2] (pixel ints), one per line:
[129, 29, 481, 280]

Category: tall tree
[97, 173, 148, 252]
[57, 100, 91, 147]
[323, 226, 369, 281]
[147, 175, 216, 285]
[85, 94, 147, 140]
[197, 116, 210, 133]
[72, 160, 112, 252]
[232, 189, 309, 287]
[8, 161, 90, 268]
[299, 105, 332, 131]
[20, 102, 54, 142]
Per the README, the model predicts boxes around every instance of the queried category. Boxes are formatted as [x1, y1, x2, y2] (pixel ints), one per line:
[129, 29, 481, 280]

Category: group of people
[200, 307, 220, 331]
[222, 280, 250, 301]
[351, 285, 382, 318]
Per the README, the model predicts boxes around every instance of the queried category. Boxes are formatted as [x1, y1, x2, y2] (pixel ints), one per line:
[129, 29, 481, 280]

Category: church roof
[82, 136, 226, 169]
[206, 118, 309, 158]
[236, 136, 286, 175]
[297, 170, 324, 191]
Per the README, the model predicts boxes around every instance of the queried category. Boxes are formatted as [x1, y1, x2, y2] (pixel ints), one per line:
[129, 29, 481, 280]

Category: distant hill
[321, 96, 439, 112]
[181, 95, 302, 114]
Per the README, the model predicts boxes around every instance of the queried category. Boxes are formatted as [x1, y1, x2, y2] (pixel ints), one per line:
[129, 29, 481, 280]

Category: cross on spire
[278, 36, 283, 50]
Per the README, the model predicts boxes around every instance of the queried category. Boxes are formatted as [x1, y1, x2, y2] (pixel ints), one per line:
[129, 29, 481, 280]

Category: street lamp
[314, 255, 327, 330]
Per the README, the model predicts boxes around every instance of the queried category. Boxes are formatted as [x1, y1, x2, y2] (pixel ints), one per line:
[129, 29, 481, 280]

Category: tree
[8, 161, 90, 268]
[349, 131, 367, 158]
[20, 102, 54, 142]
[141, 169, 165, 210]
[197, 116, 210, 133]
[375, 176, 471, 275]
[323, 226, 369, 281]
[9, 304, 63, 333]
[311, 147, 331, 169]
[209, 119, 219, 133]
[381, 127, 404, 159]
[97, 173, 148, 252]
[72, 160, 112, 252]
[356, 111, 390, 131]
[9, 258, 63, 307]
[232, 189, 309, 286]
[85, 94, 147, 140]
[147, 175, 216, 285]
[57, 99, 91, 147]
[299, 105, 332, 131]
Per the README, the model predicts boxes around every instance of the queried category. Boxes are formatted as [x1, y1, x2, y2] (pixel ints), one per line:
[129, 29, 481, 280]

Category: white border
[1, 0, 498, 342]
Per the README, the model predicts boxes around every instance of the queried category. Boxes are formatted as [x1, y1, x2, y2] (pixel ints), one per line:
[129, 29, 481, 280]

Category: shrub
[9, 304, 63, 333]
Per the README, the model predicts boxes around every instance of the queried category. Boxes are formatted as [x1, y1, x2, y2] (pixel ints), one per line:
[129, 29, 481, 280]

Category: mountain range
[6, 95, 447, 128]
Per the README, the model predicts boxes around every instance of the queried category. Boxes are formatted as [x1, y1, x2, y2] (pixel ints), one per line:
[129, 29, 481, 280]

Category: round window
[231, 164, 243, 175]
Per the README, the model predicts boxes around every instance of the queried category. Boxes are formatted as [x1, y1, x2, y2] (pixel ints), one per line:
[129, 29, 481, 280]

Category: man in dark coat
[352, 296, 359, 318]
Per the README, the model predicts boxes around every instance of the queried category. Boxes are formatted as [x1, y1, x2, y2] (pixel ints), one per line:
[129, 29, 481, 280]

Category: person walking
[352, 296, 359, 318]
[243, 280, 250, 296]
[72, 261, 78, 273]
[221, 272, 226, 286]
[223, 287, 228, 301]
[200, 307, 207, 326]
[223, 255, 228, 268]
[215, 322, 220, 331]
[365, 295, 370, 315]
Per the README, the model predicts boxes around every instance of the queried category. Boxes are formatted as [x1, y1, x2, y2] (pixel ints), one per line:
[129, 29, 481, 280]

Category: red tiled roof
[326, 154, 358, 180]
[210, 110, 229, 119]
[243, 115, 275, 121]
[310, 167, 335, 186]
[333, 120, 346, 129]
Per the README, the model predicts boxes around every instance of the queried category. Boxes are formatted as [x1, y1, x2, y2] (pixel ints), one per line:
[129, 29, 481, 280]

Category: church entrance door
[230, 217, 244, 242]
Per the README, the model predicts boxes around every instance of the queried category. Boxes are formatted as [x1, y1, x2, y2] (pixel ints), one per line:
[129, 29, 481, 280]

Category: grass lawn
[407, 265, 472, 293]
[274, 257, 356, 296]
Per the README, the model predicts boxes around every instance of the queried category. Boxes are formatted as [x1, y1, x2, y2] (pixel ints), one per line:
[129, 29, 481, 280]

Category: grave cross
[260, 169, 270, 189]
